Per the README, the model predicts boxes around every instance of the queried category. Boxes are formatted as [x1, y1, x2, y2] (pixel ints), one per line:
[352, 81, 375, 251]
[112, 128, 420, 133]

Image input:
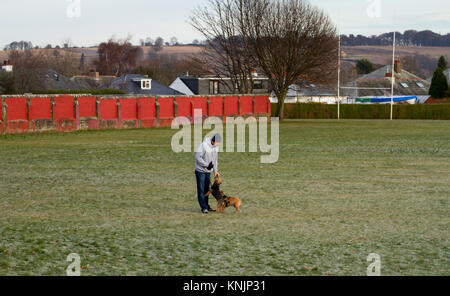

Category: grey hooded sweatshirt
[195, 137, 219, 174]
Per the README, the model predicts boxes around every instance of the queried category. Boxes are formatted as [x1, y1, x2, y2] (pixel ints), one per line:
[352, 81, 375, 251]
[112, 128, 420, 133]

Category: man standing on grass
[195, 134, 221, 214]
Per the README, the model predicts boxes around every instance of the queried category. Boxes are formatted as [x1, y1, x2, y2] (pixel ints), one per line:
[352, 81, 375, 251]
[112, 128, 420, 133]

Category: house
[269, 81, 342, 104]
[343, 60, 430, 103]
[2, 60, 13, 72]
[71, 70, 117, 89]
[33, 69, 91, 92]
[170, 72, 270, 95]
[107, 74, 183, 96]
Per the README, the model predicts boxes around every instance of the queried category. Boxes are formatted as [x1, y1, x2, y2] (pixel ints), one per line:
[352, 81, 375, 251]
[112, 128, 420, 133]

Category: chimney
[88, 69, 100, 80]
[385, 66, 392, 77]
[394, 60, 401, 74]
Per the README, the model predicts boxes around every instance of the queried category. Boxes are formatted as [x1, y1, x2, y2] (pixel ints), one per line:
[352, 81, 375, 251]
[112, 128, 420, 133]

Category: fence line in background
[0, 95, 271, 134]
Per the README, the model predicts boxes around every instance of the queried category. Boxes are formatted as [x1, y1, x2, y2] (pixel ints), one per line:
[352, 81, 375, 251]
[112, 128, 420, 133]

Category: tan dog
[204, 175, 242, 213]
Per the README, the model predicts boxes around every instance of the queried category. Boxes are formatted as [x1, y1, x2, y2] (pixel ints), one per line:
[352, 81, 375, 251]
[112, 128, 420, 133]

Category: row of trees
[0, 36, 209, 94]
[341, 30, 450, 47]
[0, 48, 83, 94]
[94, 37, 210, 82]
[139, 37, 206, 48]
[3, 38, 204, 52]
[3, 40, 82, 51]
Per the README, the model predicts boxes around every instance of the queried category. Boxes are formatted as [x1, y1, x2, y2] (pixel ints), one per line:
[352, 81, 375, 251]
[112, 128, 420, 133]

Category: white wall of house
[270, 95, 347, 104]
[2, 65, 13, 72]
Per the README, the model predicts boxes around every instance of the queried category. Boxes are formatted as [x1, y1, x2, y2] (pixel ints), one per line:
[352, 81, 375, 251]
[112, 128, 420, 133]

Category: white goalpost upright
[337, 33, 341, 120]
[390, 31, 397, 120]
[336, 30, 397, 120]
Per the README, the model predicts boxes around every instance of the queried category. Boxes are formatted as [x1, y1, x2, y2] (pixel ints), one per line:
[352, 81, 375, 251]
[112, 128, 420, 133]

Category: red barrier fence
[138, 97, 157, 128]
[78, 97, 97, 118]
[224, 96, 239, 117]
[239, 96, 253, 116]
[4, 97, 28, 133]
[0, 95, 270, 134]
[29, 98, 51, 121]
[54, 96, 76, 132]
[208, 97, 223, 117]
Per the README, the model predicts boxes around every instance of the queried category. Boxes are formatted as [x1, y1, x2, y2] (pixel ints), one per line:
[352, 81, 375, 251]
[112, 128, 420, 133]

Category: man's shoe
[208, 208, 216, 212]
[202, 209, 209, 214]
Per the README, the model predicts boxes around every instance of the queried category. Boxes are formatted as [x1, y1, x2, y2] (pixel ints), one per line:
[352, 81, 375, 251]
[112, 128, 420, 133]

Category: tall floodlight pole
[337, 34, 341, 120]
[390, 31, 396, 120]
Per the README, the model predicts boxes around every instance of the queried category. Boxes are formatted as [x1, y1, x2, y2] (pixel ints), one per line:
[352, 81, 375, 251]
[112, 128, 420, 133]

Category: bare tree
[245, 0, 337, 119]
[153, 37, 164, 52]
[145, 37, 154, 46]
[191, 0, 338, 119]
[94, 37, 141, 76]
[4, 41, 33, 51]
[190, 0, 258, 94]
[8, 50, 46, 92]
[170, 37, 179, 46]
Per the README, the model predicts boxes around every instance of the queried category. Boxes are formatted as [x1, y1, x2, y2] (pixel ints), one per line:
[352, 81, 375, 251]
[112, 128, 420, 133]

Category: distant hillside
[0, 45, 204, 64]
[342, 46, 450, 65]
[341, 30, 450, 47]
[1, 44, 448, 79]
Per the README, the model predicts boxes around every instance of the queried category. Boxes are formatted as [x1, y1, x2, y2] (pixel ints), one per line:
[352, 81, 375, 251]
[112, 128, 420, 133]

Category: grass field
[0, 120, 449, 276]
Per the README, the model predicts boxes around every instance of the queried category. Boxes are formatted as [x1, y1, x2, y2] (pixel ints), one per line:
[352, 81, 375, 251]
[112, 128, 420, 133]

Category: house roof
[35, 69, 91, 91]
[71, 75, 117, 89]
[287, 81, 335, 97]
[107, 74, 183, 96]
[344, 65, 430, 97]
[179, 76, 199, 95]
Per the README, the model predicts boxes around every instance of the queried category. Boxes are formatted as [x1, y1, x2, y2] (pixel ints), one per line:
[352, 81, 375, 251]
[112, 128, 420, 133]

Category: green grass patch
[0, 120, 449, 275]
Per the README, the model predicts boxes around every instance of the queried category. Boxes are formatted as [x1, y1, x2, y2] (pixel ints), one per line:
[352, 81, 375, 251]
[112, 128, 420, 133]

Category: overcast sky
[1, 0, 449, 48]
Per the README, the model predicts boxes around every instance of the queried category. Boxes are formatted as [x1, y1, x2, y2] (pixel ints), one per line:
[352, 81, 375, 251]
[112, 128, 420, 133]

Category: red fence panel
[158, 98, 174, 127]
[54, 96, 75, 120]
[78, 97, 97, 118]
[176, 97, 191, 117]
[29, 98, 51, 120]
[120, 98, 137, 121]
[5, 98, 28, 133]
[208, 97, 223, 117]
[158, 98, 174, 119]
[54, 96, 76, 132]
[191, 97, 207, 117]
[254, 96, 269, 114]
[224, 96, 239, 117]
[138, 97, 156, 128]
[138, 98, 156, 119]
[5, 98, 27, 121]
[101, 99, 117, 120]
[239, 96, 253, 116]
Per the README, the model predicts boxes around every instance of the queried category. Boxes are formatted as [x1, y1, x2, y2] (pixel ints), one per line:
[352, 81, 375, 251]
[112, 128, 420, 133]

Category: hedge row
[271, 103, 450, 120]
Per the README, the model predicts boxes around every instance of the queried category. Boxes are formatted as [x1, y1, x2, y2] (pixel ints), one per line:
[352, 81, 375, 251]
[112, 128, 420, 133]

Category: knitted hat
[212, 134, 222, 143]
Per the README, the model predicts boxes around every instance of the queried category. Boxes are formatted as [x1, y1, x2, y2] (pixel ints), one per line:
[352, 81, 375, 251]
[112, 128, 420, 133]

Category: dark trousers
[195, 171, 211, 211]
